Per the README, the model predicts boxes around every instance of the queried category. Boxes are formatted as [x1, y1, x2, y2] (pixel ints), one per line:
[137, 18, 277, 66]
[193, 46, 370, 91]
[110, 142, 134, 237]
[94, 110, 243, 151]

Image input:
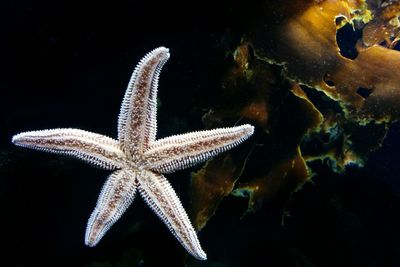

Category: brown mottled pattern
[89, 170, 134, 244]
[138, 171, 199, 257]
[126, 62, 152, 153]
[148, 133, 242, 161]
[32, 138, 119, 158]
[141, 59, 161, 151]
[122, 51, 168, 156]
[144, 126, 253, 173]
[13, 129, 126, 169]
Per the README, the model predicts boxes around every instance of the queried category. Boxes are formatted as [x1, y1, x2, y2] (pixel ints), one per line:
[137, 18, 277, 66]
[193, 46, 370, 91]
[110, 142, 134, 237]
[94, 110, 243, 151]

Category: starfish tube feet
[85, 170, 137, 246]
[118, 47, 170, 156]
[12, 128, 125, 170]
[145, 124, 255, 173]
[138, 170, 207, 260]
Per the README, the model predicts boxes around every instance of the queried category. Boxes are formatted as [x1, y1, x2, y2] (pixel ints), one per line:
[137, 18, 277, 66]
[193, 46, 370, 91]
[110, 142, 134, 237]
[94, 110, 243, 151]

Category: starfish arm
[138, 170, 207, 260]
[12, 128, 126, 170]
[118, 47, 170, 156]
[144, 124, 254, 173]
[85, 169, 137, 247]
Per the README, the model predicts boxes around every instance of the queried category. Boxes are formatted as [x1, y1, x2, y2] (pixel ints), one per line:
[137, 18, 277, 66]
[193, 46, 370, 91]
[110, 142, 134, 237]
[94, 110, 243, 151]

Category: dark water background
[1, 1, 400, 266]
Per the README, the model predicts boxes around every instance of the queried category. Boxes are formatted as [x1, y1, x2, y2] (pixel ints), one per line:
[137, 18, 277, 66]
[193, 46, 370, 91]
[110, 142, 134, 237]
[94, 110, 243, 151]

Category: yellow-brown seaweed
[190, 45, 323, 226]
[250, 0, 400, 122]
[189, 0, 400, 231]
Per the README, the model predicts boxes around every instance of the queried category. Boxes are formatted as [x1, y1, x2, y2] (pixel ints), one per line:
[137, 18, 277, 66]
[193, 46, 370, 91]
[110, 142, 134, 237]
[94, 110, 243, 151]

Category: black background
[1, 1, 400, 267]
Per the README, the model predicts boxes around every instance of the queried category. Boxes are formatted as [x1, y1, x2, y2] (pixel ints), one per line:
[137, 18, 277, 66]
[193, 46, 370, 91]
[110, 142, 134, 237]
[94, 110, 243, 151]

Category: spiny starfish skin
[11, 47, 254, 260]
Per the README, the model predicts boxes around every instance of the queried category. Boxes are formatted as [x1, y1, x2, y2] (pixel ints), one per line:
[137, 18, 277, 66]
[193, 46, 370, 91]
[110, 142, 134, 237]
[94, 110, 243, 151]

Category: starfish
[11, 47, 254, 260]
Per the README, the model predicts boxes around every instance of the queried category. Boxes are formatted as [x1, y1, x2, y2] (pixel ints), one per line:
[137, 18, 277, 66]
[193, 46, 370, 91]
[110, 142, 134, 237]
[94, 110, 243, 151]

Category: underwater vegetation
[189, 0, 400, 233]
